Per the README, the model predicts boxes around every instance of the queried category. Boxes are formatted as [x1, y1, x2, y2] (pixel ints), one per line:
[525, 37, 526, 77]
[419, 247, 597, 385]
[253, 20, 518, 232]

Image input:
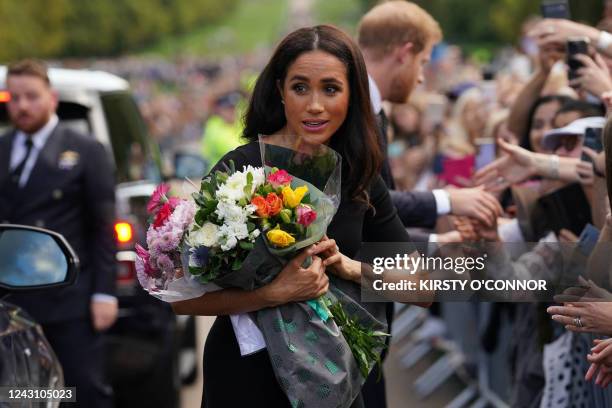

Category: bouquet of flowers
[135, 184, 197, 299]
[136, 139, 388, 408]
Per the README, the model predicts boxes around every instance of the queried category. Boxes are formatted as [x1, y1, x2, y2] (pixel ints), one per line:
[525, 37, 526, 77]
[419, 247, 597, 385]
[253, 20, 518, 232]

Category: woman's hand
[530, 19, 600, 51]
[547, 300, 612, 335]
[583, 147, 606, 177]
[259, 247, 329, 305]
[473, 139, 537, 192]
[571, 53, 612, 97]
[586, 338, 612, 387]
[313, 235, 361, 283]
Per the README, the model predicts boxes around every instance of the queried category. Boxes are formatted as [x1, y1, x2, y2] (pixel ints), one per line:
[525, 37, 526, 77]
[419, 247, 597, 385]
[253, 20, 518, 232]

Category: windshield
[100, 91, 162, 183]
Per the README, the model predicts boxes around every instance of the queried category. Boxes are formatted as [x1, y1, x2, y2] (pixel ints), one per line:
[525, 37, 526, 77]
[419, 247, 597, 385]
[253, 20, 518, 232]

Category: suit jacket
[376, 111, 438, 229]
[0, 124, 116, 324]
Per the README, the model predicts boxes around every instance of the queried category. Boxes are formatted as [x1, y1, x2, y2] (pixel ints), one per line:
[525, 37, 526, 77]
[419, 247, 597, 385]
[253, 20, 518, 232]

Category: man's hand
[91, 299, 118, 331]
[447, 186, 503, 227]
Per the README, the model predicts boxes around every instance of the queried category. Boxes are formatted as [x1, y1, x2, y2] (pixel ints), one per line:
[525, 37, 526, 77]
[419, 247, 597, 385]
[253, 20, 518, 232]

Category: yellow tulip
[281, 185, 308, 208]
[266, 227, 296, 248]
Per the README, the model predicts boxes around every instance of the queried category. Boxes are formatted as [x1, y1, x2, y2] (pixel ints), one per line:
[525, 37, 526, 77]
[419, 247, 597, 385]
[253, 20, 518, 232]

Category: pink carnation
[296, 205, 317, 227]
[267, 169, 293, 187]
[147, 184, 171, 214]
[135, 244, 156, 278]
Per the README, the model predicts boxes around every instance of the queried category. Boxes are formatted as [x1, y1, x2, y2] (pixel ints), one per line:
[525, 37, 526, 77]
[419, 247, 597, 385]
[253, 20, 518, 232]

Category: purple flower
[157, 231, 181, 252]
[156, 253, 174, 272]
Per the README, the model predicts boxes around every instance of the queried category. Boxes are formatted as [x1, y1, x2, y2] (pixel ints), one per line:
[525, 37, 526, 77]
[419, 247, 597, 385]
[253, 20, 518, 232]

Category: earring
[281, 99, 285, 105]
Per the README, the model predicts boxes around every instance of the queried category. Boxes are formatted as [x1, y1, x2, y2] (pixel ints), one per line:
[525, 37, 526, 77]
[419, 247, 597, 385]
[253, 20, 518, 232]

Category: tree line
[0, 0, 239, 61]
[359, 0, 602, 47]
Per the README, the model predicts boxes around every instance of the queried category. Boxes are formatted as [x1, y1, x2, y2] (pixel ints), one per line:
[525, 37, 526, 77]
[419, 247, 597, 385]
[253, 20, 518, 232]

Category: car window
[100, 92, 162, 183]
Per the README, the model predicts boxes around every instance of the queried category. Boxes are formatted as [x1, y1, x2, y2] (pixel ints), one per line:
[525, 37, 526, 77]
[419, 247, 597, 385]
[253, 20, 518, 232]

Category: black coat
[0, 124, 117, 324]
[376, 111, 438, 229]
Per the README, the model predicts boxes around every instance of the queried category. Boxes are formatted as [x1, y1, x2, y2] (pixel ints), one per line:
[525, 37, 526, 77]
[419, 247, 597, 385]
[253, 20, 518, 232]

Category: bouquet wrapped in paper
[136, 138, 388, 408]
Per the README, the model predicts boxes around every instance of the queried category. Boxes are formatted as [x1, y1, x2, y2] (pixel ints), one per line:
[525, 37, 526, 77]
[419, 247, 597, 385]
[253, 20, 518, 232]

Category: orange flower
[266, 192, 283, 216]
[251, 195, 270, 218]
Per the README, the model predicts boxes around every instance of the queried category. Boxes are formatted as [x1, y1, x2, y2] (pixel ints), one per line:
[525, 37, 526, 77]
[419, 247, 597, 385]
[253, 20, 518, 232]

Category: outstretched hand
[473, 139, 536, 192]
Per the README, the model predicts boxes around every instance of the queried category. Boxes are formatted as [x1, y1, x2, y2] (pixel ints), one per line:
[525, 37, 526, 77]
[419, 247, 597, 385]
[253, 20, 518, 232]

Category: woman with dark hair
[520, 94, 572, 152]
[172, 25, 420, 408]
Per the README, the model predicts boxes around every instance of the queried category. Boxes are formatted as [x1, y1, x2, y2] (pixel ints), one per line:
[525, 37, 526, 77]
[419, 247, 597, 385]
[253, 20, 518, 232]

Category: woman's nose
[307, 94, 324, 113]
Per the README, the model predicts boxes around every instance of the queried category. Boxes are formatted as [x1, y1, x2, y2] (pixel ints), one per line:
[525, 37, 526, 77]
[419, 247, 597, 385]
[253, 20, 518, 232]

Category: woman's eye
[325, 86, 339, 95]
[292, 84, 307, 93]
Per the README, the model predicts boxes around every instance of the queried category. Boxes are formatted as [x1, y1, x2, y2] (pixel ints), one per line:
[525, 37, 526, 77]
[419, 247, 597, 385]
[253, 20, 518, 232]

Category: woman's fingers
[323, 253, 342, 267]
[574, 53, 598, 69]
[312, 238, 337, 256]
[551, 314, 579, 326]
[291, 245, 315, 269]
[586, 362, 599, 381]
[593, 343, 612, 363]
[547, 305, 581, 317]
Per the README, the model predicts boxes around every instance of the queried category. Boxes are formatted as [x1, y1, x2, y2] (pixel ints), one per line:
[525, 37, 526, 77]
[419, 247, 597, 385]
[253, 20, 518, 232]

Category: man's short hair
[7, 59, 50, 85]
[358, 1, 442, 59]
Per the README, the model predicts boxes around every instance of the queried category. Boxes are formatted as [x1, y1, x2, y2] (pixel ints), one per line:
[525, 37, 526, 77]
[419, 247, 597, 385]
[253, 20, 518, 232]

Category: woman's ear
[276, 79, 285, 103]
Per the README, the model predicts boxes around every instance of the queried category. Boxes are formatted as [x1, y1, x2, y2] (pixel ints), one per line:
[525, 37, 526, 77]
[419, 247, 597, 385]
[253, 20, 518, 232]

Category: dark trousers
[361, 358, 387, 408]
[42, 319, 113, 408]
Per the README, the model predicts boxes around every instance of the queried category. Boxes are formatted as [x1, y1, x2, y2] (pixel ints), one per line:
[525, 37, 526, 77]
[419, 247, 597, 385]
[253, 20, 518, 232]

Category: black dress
[202, 142, 411, 408]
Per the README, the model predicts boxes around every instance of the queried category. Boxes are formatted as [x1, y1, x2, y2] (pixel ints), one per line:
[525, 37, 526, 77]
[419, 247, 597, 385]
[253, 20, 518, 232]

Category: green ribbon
[306, 298, 330, 322]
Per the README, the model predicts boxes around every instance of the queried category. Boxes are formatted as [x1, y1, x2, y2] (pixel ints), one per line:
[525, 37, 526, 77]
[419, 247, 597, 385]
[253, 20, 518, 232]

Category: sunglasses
[553, 134, 580, 152]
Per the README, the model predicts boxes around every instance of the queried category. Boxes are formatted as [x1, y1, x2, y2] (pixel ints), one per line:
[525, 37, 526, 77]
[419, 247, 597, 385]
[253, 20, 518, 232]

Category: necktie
[11, 138, 33, 188]
[377, 110, 395, 189]
[378, 110, 389, 139]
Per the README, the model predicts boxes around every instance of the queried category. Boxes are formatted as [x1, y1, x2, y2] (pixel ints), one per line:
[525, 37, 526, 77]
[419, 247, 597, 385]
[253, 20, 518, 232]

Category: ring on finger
[573, 316, 584, 328]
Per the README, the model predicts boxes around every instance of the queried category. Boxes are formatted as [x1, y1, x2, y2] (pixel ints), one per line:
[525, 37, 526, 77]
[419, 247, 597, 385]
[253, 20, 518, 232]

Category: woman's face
[529, 100, 561, 153]
[279, 50, 350, 145]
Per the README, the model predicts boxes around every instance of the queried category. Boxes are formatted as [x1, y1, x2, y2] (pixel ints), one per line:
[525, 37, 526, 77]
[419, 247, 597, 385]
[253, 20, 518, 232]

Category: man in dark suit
[0, 60, 117, 407]
[356, 3, 503, 408]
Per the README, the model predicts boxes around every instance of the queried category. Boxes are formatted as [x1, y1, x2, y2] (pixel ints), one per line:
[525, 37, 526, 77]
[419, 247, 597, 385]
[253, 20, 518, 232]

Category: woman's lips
[301, 120, 329, 132]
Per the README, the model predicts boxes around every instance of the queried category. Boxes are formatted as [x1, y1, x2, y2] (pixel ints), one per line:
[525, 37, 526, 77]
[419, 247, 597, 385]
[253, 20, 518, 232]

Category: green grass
[142, 0, 288, 57]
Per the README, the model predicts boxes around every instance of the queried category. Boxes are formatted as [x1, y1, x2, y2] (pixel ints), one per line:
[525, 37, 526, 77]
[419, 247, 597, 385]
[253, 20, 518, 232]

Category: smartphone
[567, 37, 589, 81]
[581, 127, 603, 162]
[475, 138, 496, 170]
[541, 0, 570, 19]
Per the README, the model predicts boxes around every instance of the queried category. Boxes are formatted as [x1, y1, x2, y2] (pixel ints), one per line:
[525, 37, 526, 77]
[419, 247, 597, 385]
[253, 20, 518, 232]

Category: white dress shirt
[9, 115, 117, 306]
[10, 114, 59, 187]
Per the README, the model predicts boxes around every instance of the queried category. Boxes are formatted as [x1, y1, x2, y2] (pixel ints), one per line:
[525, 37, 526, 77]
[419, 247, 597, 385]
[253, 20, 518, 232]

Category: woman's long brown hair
[242, 25, 382, 203]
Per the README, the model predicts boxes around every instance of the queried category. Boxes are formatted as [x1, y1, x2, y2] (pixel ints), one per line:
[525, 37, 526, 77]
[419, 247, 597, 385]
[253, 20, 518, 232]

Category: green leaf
[232, 257, 242, 271]
[239, 241, 254, 250]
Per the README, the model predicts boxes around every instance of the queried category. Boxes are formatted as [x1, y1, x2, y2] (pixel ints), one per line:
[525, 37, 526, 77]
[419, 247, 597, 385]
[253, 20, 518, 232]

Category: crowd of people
[373, 3, 612, 407]
[9, 0, 612, 407]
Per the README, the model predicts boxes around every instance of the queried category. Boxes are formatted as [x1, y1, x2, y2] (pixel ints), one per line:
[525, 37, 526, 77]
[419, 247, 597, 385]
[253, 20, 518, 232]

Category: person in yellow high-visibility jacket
[201, 91, 245, 171]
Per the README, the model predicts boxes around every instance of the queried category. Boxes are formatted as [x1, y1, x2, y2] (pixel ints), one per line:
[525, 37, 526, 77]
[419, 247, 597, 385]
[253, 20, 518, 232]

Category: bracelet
[597, 31, 612, 53]
[549, 154, 560, 179]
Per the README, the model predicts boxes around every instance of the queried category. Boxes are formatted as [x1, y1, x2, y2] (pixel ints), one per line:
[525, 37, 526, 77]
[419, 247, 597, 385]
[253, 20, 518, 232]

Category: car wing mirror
[0, 224, 79, 292]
